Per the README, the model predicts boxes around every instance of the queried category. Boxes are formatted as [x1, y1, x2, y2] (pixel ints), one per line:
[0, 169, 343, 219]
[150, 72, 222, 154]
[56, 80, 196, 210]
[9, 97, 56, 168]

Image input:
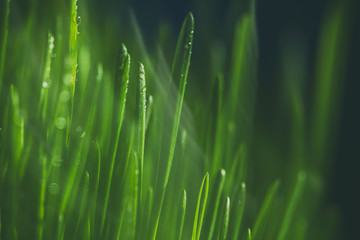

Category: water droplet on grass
[63, 73, 72, 86]
[55, 117, 66, 129]
[51, 155, 63, 167]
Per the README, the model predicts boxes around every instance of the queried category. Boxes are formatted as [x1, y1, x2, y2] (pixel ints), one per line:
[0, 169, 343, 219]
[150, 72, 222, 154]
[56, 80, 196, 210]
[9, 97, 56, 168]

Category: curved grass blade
[100, 44, 131, 233]
[149, 12, 194, 240]
[192, 172, 209, 240]
[252, 179, 280, 239]
[311, 5, 347, 167]
[228, 13, 257, 116]
[219, 196, 230, 240]
[276, 171, 307, 240]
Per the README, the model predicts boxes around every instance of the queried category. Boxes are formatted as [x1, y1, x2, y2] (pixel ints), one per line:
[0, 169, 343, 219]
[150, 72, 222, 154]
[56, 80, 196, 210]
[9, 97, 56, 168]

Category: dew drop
[42, 82, 49, 88]
[51, 155, 63, 167]
[76, 16, 81, 25]
[55, 117, 66, 130]
[63, 73, 72, 86]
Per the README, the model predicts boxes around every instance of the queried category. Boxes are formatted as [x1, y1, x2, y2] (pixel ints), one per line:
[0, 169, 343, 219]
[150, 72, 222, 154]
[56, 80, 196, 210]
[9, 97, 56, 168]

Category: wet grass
[0, 0, 349, 239]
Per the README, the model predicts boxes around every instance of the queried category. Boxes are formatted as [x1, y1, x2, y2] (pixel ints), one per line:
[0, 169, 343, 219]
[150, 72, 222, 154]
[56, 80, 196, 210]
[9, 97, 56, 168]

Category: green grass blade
[276, 171, 307, 240]
[90, 141, 101, 239]
[211, 74, 224, 173]
[144, 186, 154, 236]
[219, 196, 230, 240]
[191, 172, 209, 240]
[100, 44, 131, 233]
[75, 171, 90, 235]
[252, 179, 280, 239]
[149, 12, 194, 240]
[133, 152, 139, 238]
[228, 14, 256, 116]
[37, 151, 48, 240]
[311, 4, 347, 167]
[231, 183, 247, 240]
[207, 169, 226, 240]
[135, 62, 147, 239]
[10, 85, 24, 165]
[85, 214, 90, 240]
[247, 228, 252, 240]
[114, 44, 131, 130]
[145, 95, 153, 131]
[67, 0, 80, 145]
[177, 189, 187, 240]
[228, 144, 247, 189]
[38, 33, 55, 122]
[165, 11, 194, 190]
[40, 32, 54, 91]
[0, 0, 10, 97]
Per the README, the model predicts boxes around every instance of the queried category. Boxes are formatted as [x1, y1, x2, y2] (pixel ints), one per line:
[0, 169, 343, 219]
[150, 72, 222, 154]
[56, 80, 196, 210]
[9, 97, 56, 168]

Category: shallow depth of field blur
[0, 0, 357, 239]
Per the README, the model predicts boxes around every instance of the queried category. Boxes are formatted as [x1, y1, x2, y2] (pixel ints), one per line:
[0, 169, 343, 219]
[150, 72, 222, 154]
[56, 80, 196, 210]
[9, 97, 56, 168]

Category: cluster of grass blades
[0, 0, 348, 239]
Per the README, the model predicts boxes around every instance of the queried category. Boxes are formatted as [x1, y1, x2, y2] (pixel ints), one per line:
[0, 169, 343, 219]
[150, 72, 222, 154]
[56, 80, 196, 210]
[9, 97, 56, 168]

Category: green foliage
[0, 0, 348, 239]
